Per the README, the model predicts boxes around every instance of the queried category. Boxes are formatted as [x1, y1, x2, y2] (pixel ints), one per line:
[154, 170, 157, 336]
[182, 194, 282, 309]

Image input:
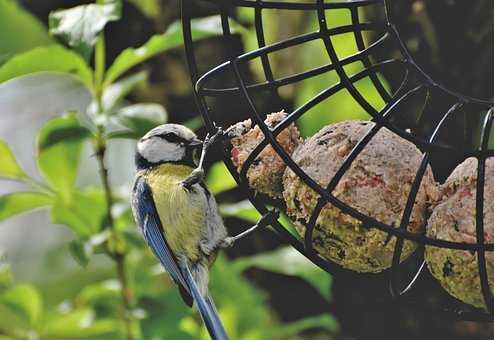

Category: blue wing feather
[132, 176, 191, 299]
[132, 175, 228, 340]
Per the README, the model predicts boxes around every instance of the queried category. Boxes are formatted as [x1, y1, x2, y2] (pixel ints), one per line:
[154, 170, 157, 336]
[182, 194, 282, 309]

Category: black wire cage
[181, 0, 494, 322]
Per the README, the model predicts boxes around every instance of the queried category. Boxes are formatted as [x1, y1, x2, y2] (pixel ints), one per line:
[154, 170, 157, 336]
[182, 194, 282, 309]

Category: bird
[131, 124, 278, 340]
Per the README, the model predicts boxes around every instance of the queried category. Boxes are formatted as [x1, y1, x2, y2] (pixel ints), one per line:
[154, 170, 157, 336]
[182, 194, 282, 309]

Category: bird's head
[136, 124, 203, 169]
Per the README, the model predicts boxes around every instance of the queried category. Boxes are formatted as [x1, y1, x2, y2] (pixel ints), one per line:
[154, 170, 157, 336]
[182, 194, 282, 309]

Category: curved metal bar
[254, 0, 274, 82]
[254, 0, 279, 101]
[196, 23, 384, 94]
[201, 0, 383, 11]
[304, 122, 383, 253]
[350, 6, 391, 103]
[238, 59, 408, 183]
[305, 84, 430, 277]
[272, 57, 410, 133]
[387, 23, 494, 107]
[196, 30, 322, 93]
[475, 108, 494, 313]
[197, 33, 391, 96]
[389, 102, 464, 297]
[315, 0, 382, 121]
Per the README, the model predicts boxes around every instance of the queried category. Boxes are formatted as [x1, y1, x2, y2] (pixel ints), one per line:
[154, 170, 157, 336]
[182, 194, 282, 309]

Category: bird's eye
[162, 132, 183, 143]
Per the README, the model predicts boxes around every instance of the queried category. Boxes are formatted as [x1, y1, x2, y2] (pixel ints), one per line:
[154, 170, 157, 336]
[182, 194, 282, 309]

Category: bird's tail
[180, 260, 228, 340]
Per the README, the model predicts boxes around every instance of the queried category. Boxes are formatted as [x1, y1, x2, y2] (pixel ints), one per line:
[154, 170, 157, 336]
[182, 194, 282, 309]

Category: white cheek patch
[138, 138, 185, 163]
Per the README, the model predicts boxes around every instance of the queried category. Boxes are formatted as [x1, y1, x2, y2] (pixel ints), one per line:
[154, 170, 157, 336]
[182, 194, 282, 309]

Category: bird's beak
[188, 138, 203, 147]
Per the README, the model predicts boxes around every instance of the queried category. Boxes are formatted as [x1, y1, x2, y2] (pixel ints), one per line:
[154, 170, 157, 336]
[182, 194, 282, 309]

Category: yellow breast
[145, 164, 205, 262]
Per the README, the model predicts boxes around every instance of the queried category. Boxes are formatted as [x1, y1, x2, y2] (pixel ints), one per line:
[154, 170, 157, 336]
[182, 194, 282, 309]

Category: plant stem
[94, 133, 134, 340]
[116, 252, 133, 314]
[94, 34, 106, 107]
[95, 133, 114, 230]
[93, 31, 135, 340]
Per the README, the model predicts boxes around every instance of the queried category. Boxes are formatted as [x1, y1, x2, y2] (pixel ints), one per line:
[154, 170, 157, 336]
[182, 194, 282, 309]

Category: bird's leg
[221, 209, 280, 248]
[182, 128, 225, 189]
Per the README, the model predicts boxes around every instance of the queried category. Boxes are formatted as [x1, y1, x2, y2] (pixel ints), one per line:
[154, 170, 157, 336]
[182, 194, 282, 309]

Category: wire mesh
[181, 0, 494, 321]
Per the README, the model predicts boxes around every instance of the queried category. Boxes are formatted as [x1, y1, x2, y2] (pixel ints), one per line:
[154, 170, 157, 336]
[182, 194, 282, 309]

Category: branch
[93, 31, 135, 340]
[95, 133, 135, 340]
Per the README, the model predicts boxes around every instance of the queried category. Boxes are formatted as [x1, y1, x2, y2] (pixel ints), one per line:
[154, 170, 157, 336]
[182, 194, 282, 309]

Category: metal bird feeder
[181, 0, 494, 321]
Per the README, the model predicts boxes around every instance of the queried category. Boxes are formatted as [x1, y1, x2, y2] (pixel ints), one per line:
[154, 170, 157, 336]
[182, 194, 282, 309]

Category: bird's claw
[219, 209, 280, 249]
[204, 127, 226, 149]
[181, 168, 205, 190]
[220, 237, 235, 248]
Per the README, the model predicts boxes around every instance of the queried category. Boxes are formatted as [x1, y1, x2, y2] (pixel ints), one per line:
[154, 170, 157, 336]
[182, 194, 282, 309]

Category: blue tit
[131, 124, 277, 340]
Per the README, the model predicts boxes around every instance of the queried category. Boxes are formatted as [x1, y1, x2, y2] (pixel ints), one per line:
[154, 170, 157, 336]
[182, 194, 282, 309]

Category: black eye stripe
[158, 132, 187, 144]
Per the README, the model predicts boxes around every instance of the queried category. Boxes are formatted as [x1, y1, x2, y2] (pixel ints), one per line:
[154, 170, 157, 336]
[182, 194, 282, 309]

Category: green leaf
[183, 116, 204, 131]
[235, 247, 332, 301]
[0, 305, 29, 333]
[68, 231, 110, 267]
[103, 16, 235, 87]
[37, 113, 92, 201]
[128, 0, 161, 19]
[115, 103, 167, 139]
[0, 0, 53, 60]
[219, 200, 260, 223]
[0, 45, 93, 89]
[44, 308, 118, 338]
[278, 213, 303, 241]
[51, 189, 107, 237]
[49, 1, 122, 60]
[208, 256, 270, 339]
[140, 290, 195, 340]
[1, 284, 43, 326]
[206, 162, 237, 195]
[75, 280, 121, 306]
[68, 240, 92, 268]
[0, 141, 27, 180]
[100, 71, 148, 114]
[0, 192, 52, 223]
[107, 130, 140, 140]
[88, 71, 148, 128]
[114, 207, 135, 232]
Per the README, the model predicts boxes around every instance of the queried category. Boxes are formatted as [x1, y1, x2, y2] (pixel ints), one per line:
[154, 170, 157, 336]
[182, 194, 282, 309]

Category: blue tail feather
[180, 261, 228, 340]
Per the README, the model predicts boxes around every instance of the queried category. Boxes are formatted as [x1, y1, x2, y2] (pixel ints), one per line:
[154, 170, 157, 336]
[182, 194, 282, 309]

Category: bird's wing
[132, 175, 192, 303]
[180, 260, 229, 340]
[133, 176, 228, 339]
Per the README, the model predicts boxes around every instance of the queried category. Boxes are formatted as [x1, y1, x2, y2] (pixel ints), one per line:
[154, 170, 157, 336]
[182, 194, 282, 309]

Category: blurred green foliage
[0, 1, 337, 339]
[0, 0, 53, 62]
